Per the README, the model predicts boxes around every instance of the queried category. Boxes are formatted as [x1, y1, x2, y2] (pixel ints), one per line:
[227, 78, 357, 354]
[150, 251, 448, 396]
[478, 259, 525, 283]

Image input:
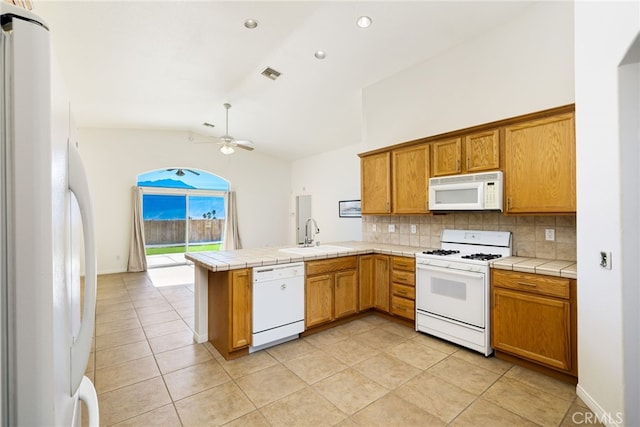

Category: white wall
[362, 1, 574, 151]
[78, 128, 291, 274]
[290, 143, 362, 244]
[575, 2, 640, 425]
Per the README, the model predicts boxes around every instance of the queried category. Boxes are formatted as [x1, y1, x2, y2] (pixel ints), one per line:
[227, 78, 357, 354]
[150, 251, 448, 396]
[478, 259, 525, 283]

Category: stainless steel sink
[278, 245, 353, 256]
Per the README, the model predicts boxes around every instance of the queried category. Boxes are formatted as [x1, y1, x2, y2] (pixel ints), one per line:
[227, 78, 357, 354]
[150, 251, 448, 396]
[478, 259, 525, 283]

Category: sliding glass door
[141, 189, 225, 267]
[137, 168, 230, 267]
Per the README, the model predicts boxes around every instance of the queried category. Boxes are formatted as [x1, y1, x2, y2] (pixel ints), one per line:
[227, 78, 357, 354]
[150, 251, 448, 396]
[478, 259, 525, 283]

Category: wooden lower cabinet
[335, 270, 358, 318]
[305, 274, 333, 328]
[359, 254, 390, 312]
[208, 268, 252, 359]
[390, 256, 415, 320]
[491, 269, 577, 379]
[305, 256, 358, 328]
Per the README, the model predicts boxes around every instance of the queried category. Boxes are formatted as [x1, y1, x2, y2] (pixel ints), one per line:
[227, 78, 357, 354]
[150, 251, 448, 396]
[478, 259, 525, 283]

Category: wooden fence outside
[144, 219, 224, 245]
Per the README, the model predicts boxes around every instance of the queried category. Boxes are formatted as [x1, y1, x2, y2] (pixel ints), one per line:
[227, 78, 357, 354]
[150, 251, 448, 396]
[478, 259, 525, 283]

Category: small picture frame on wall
[338, 200, 361, 218]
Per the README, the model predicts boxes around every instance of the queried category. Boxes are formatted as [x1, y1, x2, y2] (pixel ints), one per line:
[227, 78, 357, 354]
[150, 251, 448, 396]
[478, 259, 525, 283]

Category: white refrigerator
[0, 3, 99, 426]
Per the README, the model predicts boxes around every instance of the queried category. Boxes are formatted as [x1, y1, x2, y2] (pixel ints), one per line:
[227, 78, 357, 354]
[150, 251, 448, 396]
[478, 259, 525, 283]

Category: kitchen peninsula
[185, 242, 576, 360]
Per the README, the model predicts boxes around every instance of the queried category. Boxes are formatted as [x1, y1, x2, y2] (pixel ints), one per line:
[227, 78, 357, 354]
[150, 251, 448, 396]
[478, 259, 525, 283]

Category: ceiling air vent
[261, 67, 282, 81]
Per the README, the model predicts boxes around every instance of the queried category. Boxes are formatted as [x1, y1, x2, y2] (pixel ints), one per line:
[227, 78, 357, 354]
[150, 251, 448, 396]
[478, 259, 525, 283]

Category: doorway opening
[137, 168, 229, 268]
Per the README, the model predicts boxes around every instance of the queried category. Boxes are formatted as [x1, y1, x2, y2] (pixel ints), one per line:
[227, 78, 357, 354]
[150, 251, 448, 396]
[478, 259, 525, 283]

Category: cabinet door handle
[517, 282, 538, 288]
[456, 159, 460, 172]
[466, 157, 470, 170]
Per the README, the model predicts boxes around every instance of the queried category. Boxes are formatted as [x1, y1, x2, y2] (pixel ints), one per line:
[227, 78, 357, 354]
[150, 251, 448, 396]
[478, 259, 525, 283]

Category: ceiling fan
[166, 168, 200, 177]
[203, 103, 255, 155]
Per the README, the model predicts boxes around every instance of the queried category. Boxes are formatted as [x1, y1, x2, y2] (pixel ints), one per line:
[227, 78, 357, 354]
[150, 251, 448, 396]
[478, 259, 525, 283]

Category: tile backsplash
[362, 212, 576, 261]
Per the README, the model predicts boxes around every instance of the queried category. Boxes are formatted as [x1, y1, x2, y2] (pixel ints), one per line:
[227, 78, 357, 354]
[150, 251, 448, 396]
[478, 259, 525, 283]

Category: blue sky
[137, 168, 229, 191]
[143, 195, 225, 220]
[138, 169, 228, 220]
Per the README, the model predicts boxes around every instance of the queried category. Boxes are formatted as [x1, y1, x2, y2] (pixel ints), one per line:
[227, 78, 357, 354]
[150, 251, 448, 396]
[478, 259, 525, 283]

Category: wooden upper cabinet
[464, 129, 500, 172]
[432, 137, 462, 176]
[504, 112, 576, 213]
[391, 144, 430, 214]
[433, 131, 500, 177]
[361, 152, 391, 214]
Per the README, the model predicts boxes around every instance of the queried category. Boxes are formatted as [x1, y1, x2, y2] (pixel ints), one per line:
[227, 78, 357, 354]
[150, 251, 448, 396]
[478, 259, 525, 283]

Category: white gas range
[415, 229, 512, 356]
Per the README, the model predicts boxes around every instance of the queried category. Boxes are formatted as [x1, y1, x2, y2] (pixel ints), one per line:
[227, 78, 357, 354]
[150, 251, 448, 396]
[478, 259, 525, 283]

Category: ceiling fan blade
[235, 140, 255, 151]
[203, 122, 215, 128]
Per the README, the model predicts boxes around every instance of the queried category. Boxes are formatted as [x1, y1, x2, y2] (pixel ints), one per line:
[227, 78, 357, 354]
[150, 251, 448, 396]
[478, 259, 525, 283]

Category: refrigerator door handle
[68, 142, 97, 395]
[76, 376, 99, 427]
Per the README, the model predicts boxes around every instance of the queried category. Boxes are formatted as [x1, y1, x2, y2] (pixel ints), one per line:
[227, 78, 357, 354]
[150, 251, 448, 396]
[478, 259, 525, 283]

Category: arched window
[137, 168, 229, 267]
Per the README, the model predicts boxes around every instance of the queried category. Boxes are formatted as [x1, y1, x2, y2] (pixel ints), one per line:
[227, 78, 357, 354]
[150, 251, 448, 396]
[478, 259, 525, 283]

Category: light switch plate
[600, 251, 612, 269]
[388, 224, 395, 233]
[410, 224, 417, 234]
[372, 224, 376, 232]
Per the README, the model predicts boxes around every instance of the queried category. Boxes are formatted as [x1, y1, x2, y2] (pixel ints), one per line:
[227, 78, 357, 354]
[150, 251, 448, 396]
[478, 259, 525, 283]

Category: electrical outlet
[410, 224, 417, 234]
[372, 224, 377, 232]
[545, 229, 555, 241]
[600, 251, 612, 269]
[388, 224, 395, 233]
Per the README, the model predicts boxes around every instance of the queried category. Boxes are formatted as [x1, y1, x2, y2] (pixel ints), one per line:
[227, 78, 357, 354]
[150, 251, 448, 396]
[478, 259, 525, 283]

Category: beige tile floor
[88, 269, 600, 427]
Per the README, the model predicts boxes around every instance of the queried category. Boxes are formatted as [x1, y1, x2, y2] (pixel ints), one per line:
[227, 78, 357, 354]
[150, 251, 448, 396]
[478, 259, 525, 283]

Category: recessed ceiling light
[314, 50, 326, 60]
[356, 16, 372, 28]
[244, 19, 258, 29]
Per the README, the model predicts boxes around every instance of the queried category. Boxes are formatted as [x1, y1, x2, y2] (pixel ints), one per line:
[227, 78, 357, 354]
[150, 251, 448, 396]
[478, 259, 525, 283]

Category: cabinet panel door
[358, 255, 374, 310]
[504, 113, 576, 213]
[492, 288, 571, 371]
[306, 274, 334, 328]
[335, 270, 358, 319]
[432, 138, 462, 176]
[361, 153, 391, 214]
[392, 145, 430, 213]
[230, 269, 251, 350]
[464, 129, 500, 172]
[373, 255, 390, 311]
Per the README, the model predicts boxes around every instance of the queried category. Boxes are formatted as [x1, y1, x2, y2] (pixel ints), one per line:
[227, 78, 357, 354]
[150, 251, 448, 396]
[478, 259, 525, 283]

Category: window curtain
[127, 186, 147, 272]
[222, 191, 241, 250]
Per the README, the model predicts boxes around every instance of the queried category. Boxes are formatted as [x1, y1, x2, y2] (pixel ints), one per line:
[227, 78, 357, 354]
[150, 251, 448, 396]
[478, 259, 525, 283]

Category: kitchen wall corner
[362, 212, 576, 261]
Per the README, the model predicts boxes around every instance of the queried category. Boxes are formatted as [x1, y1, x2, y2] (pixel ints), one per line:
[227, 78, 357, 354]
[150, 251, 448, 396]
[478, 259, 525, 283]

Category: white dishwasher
[251, 262, 305, 352]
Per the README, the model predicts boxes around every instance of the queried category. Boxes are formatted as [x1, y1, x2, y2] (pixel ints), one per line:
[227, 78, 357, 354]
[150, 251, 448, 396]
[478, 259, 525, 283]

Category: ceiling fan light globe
[220, 144, 235, 155]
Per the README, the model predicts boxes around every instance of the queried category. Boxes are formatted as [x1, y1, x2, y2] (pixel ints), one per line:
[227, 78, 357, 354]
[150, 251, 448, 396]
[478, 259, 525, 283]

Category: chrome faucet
[303, 217, 320, 247]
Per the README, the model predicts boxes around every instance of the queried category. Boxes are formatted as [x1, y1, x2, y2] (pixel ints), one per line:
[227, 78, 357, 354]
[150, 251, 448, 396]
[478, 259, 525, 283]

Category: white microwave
[428, 171, 503, 211]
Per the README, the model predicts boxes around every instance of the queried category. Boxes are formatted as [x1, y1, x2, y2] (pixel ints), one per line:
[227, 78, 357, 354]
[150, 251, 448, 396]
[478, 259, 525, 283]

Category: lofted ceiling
[34, 1, 535, 161]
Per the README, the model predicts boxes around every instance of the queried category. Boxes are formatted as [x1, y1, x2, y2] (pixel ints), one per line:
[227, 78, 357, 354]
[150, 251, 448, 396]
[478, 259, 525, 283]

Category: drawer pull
[396, 289, 408, 295]
[517, 282, 538, 287]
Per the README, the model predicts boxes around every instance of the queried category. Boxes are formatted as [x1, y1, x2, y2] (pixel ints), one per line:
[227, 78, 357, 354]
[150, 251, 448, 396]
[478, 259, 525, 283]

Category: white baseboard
[576, 384, 624, 427]
[193, 331, 207, 344]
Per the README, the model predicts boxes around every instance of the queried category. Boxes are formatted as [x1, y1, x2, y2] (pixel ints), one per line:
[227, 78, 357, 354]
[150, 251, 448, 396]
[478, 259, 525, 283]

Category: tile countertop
[490, 256, 577, 279]
[185, 242, 578, 279]
[184, 241, 431, 273]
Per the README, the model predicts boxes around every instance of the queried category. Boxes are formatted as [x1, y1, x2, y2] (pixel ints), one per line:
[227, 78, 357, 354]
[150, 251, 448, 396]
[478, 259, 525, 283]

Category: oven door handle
[416, 264, 486, 280]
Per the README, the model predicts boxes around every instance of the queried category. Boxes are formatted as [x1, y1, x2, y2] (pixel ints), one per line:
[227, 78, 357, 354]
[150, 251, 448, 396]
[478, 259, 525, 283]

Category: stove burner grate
[461, 253, 503, 261]
[422, 249, 460, 256]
